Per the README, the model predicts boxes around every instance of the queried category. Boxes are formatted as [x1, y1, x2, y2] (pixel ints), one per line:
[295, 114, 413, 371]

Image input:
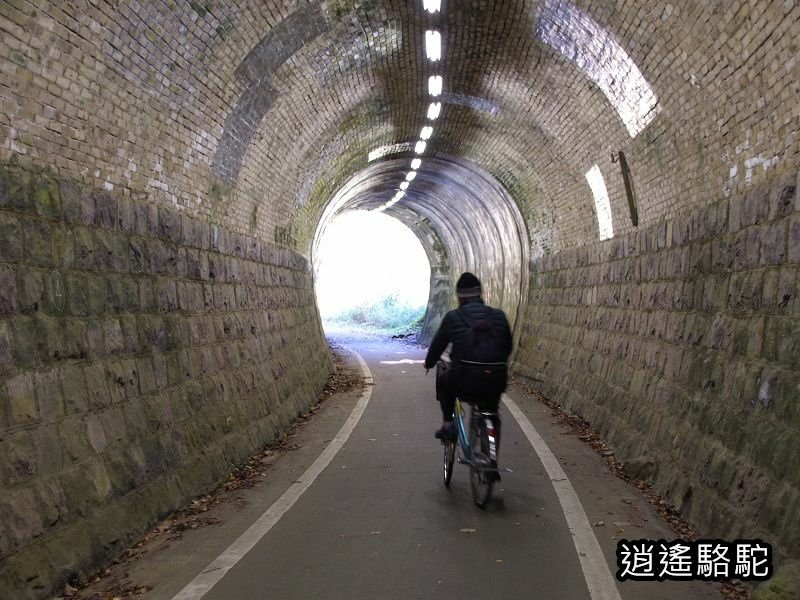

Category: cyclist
[423, 272, 512, 471]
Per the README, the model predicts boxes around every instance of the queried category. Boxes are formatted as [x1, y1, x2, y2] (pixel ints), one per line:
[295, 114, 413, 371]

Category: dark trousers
[436, 362, 503, 458]
[435, 362, 502, 420]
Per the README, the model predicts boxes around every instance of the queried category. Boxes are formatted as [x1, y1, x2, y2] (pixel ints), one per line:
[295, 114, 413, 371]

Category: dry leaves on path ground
[69, 344, 364, 599]
[511, 375, 752, 600]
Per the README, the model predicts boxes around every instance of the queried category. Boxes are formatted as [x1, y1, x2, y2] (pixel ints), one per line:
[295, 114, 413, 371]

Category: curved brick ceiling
[312, 154, 529, 338]
[2, 0, 797, 262]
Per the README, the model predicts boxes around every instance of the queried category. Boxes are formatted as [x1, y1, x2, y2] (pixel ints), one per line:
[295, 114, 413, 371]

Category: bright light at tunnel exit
[314, 211, 430, 322]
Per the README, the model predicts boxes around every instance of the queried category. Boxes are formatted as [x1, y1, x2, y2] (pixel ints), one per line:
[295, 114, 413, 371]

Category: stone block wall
[0, 162, 331, 598]
[515, 170, 800, 557]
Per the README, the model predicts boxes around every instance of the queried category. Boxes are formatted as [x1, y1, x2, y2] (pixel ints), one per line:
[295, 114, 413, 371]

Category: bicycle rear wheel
[443, 441, 455, 487]
[470, 455, 494, 508]
[470, 421, 495, 508]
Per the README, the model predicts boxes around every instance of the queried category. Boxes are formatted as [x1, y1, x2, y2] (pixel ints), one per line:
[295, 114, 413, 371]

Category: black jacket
[424, 298, 513, 369]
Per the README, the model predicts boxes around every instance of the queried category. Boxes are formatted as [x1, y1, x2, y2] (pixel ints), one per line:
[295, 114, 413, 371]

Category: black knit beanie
[456, 272, 482, 298]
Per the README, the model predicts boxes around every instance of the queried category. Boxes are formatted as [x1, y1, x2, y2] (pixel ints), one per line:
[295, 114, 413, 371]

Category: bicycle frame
[454, 398, 498, 470]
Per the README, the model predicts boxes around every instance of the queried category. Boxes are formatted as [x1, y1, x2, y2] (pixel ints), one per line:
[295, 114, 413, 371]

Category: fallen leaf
[460, 528, 477, 533]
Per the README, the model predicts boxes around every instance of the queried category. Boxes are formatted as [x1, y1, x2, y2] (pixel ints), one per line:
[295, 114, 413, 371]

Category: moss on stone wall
[0, 162, 332, 599]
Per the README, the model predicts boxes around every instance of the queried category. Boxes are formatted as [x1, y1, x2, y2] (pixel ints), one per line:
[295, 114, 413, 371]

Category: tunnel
[0, 0, 799, 597]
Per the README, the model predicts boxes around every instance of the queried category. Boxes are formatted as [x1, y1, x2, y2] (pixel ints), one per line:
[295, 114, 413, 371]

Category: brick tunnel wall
[0, 162, 331, 597]
[514, 171, 800, 557]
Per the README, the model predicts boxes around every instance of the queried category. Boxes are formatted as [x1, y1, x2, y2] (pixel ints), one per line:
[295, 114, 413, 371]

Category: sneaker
[434, 423, 456, 440]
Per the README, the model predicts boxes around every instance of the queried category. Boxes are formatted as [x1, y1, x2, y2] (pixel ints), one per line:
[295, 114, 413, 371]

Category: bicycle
[442, 395, 500, 509]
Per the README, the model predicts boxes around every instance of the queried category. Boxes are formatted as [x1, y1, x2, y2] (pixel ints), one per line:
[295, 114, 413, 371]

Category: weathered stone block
[207, 253, 226, 280]
[175, 248, 188, 278]
[59, 366, 88, 414]
[81, 319, 106, 359]
[84, 363, 111, 410]
[63, 227, 94, 270]
[33, 369, 63, 422]
[93, 230, 128, 272]
[105, 275, 139, 313]
[0, 321, 12, 374]
[9, 318, 39, 369]
[0, 487, 44, 549]
[43, 271, 67, 316]
[0, 265, 17, 315]
[60, 180, 95, 225]
[742, 185, 771, 228]
[85, 414, 108, 453]
[3, 169, 33, 212]
[0, 430, 36, 484]
[6, 373, 38, 426]
[214, 283, 236, 310]
[30, 479, 68, 536]
[158, 207, 182, 242]
[65, 273, 90, 316]
[33, 315, 65, 363]
[789, 214, 800, 264]
[176, 282, 200, 312]
[155, 278, 178, 313]
[769, 177, 797, 220]
[138, 278, 156, 312]
[135, 357, 156, 396]
[134, 203, 158, 237]
[33, 177, 60, 220]
[102, 318, 124, 355]
[759, 221, 788, 265]
[56, 318, 83, 360]
[775, 318, 800, 370]
[93, 192, 118, 230]
[22, 219, 54, 267]
[0, 212, 22, 262]
[138, 315, 167, 352]
[58, 463, 101, 516]
[777, 267, 797, 311]
[16, 267, 44, 314]
[181, 215, 199, 248]
[128, 238, 144, 273]
[117, 197, 136, 233]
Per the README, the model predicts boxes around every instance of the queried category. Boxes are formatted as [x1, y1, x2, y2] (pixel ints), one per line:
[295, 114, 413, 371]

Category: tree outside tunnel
[314, 210, 430, 335]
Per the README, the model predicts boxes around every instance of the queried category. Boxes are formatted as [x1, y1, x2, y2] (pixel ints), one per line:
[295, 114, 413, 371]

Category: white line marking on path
[503, 394, 623, 600]
[172, 348, 374, 600]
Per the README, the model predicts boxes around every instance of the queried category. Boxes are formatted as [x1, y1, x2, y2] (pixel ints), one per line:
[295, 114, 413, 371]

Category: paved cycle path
[198, 337, 590, 599]
[97, 333, 721, 600]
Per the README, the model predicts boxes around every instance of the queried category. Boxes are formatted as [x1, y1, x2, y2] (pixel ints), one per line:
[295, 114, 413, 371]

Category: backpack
[456, 307, 507, 365]
[454, 307, 508, 399]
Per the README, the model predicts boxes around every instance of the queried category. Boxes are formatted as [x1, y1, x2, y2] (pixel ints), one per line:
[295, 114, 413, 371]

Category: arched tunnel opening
[312, 155, 529, 344]
[313, 209, 430, 337]
[1, 0, 799, 596]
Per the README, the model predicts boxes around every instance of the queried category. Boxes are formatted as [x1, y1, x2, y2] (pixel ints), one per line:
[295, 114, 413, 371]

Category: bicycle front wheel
[443, 441, 455, 487]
